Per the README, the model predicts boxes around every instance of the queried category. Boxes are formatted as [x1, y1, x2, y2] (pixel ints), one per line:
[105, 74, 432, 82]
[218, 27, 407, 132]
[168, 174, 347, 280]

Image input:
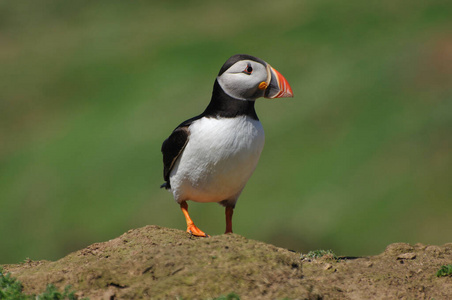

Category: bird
[161, 54, 293, 237]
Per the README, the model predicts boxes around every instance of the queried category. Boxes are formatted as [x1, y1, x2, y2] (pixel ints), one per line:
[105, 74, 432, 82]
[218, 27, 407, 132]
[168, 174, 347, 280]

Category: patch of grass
[301, 249, 338, 260]
[436, 265, 452, 277]
[0, 267, 25, 300]
[0, 267, 85, 300]
[36, 285, 80, 300]
[212, 292, 240, 300]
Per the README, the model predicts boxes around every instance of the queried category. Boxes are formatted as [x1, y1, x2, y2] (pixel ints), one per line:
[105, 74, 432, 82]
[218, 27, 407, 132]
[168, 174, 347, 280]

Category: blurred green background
[1, 0, 451, 264]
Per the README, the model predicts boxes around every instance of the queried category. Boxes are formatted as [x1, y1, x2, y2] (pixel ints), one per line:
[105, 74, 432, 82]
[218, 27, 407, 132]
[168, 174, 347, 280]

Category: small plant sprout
[436, 265, 452, 277]
[0, 267, 85, 300]
[301, 249, 338, 260]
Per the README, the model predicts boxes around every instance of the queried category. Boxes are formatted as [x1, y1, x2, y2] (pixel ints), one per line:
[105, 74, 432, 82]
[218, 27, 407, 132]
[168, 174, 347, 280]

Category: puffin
[161, 54, 293, 237]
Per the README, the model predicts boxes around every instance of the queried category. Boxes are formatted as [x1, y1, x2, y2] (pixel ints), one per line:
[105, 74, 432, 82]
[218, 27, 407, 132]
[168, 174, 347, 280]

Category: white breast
[169, 115, 265, 204]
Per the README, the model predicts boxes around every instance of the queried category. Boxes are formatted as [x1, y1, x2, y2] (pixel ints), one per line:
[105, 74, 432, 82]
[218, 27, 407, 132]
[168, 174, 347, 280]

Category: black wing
[160, 115, 203, 189]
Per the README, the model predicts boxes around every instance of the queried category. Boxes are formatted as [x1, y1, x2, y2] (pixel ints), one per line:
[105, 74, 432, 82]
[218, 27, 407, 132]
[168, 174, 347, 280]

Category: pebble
[397, 253, 416, 260]
[103, 288, 116, 300]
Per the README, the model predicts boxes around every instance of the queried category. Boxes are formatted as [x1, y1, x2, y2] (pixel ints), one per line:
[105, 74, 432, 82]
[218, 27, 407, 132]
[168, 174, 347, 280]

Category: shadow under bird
[161, 54, 293, 237]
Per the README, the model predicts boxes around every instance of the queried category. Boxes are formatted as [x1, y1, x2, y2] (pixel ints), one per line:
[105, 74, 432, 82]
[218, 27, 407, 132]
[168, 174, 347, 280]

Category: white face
[217, 60, 270, 101]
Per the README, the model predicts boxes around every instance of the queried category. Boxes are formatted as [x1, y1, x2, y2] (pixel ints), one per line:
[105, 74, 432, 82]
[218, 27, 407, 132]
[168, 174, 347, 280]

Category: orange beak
[265, 65, 294, 99]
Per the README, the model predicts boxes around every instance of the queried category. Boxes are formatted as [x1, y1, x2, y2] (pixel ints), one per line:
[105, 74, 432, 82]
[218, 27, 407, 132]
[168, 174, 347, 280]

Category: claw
[180, 201, 209, 237]
[187, 224, 209, 237]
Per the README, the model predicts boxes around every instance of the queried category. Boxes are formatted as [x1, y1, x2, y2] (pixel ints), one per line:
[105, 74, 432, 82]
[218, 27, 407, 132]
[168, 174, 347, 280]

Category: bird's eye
[243, 65, 253, 75]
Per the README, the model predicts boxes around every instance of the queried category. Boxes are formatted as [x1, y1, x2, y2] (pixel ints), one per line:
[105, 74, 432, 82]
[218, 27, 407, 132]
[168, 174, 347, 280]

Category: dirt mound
[3, 225, 452, 299]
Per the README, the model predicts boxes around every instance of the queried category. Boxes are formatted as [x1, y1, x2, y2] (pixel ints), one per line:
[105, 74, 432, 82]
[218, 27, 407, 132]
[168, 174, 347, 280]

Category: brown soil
[3, 225, 452, 299]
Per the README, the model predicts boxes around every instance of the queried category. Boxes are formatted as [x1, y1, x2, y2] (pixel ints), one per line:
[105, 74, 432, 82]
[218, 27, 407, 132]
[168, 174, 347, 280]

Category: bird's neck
[202, 80, 259, 120]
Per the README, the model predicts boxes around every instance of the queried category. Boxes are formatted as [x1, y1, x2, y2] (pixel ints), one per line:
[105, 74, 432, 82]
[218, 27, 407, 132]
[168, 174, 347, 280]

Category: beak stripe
[271, 66, 293, 98]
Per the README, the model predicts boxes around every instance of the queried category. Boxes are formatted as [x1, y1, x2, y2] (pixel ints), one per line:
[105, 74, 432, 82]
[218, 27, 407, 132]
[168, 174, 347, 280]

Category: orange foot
[187, 224, 209, 237]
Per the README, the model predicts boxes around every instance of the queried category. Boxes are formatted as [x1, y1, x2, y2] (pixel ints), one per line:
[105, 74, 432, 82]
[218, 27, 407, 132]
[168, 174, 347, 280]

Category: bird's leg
[180, 201, 208, 237]
[225, 206, 234, 234]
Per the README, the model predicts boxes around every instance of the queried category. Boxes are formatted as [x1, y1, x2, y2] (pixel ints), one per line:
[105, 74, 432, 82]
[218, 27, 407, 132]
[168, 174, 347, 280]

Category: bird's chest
[172, 116, 265, 201]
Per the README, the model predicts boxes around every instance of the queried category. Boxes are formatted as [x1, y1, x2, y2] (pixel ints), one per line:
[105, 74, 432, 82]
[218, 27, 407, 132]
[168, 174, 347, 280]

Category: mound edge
[3, 225, 452, 299]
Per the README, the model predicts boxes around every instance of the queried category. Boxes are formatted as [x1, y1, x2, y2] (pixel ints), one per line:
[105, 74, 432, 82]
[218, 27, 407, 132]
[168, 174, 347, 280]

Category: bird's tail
[160, 182, 171, 189]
